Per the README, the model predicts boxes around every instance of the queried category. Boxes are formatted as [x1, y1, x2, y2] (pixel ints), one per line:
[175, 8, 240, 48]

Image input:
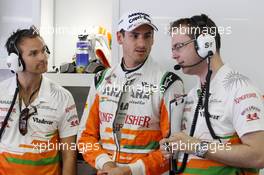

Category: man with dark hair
[160, 14, 264, 175]
[0, 26, 79, 175]
[78, 11, 185, 175]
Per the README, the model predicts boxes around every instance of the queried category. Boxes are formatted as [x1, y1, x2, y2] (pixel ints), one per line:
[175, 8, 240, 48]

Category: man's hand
[159, 140, 173, 160]
[98, 166, 131, 175]
[97, 161, 117, 175]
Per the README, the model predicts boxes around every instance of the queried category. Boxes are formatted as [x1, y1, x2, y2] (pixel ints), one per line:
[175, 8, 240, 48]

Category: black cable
[0, 75, 19, 140]
[170, 83, 206, 174]
[170, 54, 221, 174]
[204, 65, 221, 141]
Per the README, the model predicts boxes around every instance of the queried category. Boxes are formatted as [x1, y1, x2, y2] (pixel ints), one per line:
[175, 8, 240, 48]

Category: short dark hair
[119, 29, 126, 37]
[5, 26, 40, 55]
[170, 14, 221, 52]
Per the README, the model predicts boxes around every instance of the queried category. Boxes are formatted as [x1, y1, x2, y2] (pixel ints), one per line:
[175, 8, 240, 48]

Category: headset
[171, 14, 221, 174]
[190, 14, 218, 59]
[174, 14, 220, 71]
[6, 34, 25, 73]
[6, 26, 50, 73]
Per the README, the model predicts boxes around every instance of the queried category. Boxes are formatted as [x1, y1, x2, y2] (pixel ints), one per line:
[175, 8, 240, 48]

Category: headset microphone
[174, 64, 182, 70]
[174, 59, 205, 71]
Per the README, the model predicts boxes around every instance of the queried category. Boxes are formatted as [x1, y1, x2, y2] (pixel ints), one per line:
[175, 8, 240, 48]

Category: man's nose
[172, 49, 180, 60]
[40, 51, 48, 60]
[137, 36, 147, 47]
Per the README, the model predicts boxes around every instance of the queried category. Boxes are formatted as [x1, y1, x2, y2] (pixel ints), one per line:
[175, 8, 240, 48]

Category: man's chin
[136, 54, 148, 60]
[37, 67, 47, 74]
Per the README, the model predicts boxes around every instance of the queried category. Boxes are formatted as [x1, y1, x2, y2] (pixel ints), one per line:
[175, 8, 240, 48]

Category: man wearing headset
[78, 11, 185, 175]
[0, 26, 79, 175]
[160, 14, 264, 174]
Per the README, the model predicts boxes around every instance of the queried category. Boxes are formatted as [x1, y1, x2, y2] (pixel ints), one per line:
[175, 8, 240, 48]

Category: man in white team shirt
[160, 14, 264, 175]
[0, 26, 79, 175]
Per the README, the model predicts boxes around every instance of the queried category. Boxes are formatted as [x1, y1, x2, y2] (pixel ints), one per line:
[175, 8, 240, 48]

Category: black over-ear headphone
[6, 33, 26, 72]
[190, 14, 217, 59]
[6, 26, 50, 73]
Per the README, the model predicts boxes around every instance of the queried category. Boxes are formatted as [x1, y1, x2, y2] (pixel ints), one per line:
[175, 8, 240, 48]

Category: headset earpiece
[190, 14, 217, 59]
[6, 53, 24, 73]
[6, 33, 25, 73]
[196, 33, 216, 59]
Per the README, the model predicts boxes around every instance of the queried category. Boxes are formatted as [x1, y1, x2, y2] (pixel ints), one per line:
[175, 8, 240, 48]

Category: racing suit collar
[115, 56, 152, 81]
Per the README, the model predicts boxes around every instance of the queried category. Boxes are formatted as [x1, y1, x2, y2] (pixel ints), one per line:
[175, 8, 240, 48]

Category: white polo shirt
[182, 64, 264, 140]
[0, 75, 79, 175]
[178, 64, 264, 174]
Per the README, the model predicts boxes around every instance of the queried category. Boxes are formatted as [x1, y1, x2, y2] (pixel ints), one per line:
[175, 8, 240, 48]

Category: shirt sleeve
[232, 83, 264, 137]
[58, 91, 79, 138]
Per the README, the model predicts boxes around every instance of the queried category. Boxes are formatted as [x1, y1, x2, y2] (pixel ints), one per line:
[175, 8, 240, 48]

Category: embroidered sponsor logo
[105, 73, 116, 84]
[70, 119, 79, 127]
[129, 99, 145, 105]
[183, 107, 191, 112]
[124, 114, 151, 128]
[99, 111, 151, 128]
[67, 114, 78, 122]
[67, 114, 79, 127]
[141, 82, 157, 89]
[185, 100, 194, 105]
[38, 105, 57, 111]
[100, 97, 119, 104]
[199, 110, 221, 120]
[131, 89, 150, 100]
[125, 73, 142, 80]
[102, 86, 121, 98]
[209, 99, 222, 104]
[173, 94, 186, 105]
[65, 104, 76, 113]
[246, 113, 260, 121]
[120, 102, 129, 111]
[128, 12, 150, 18]
[33, 117, 54, 125]
[99, 111, 113, 123]
[241, 106, 261, 116]
[160, 75, 174, 93]
[0, 107, 16, 113]
[0, 100, 12, 105]
[181, 117, 187, 130]
[234, 93, 257, 104]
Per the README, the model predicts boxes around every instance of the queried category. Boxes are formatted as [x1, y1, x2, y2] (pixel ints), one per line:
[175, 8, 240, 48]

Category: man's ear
[116, 31, 123, 45]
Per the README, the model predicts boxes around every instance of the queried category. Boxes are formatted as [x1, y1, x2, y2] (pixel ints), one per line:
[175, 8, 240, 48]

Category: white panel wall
[113, 0, 264, 93]
[53, 0, 113, 67]
[0, 0, 41, 69]
[40, 0, 54, 70]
